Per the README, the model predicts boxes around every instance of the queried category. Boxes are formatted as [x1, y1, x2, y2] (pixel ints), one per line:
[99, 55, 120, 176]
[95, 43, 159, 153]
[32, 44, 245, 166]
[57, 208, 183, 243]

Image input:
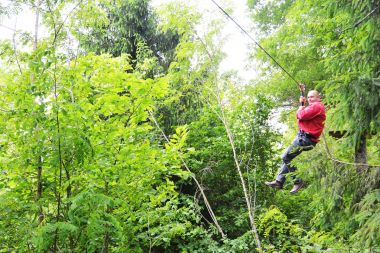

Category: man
[265, 89, 326, 194]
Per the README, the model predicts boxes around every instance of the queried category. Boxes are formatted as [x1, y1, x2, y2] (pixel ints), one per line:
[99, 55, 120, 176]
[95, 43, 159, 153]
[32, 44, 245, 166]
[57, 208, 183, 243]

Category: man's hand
[298, 105, 306, 111]
[299, 83, 306, 106]
[298, 96, 306, 110]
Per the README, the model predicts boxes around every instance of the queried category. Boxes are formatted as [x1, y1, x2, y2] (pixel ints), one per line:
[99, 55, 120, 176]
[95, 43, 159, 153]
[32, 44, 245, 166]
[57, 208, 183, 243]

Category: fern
[350, 190, 380, 251]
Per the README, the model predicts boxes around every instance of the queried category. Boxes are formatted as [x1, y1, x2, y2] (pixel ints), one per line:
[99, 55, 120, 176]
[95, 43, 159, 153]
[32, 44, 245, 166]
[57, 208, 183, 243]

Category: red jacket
[296, 101, 326, 142]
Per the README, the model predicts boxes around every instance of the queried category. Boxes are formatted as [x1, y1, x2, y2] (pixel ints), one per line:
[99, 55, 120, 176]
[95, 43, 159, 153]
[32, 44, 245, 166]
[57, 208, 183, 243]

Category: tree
[72, 0, 179, 73]
[248, 0, 380, 251]
[0, 1, 215, 251]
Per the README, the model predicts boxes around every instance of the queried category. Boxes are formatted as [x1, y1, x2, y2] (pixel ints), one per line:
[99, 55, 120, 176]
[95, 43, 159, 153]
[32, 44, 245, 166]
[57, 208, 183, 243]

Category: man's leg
[265, 132, 316, 191]
[276, 138, 304, 185]
[265, 135, 303, 189]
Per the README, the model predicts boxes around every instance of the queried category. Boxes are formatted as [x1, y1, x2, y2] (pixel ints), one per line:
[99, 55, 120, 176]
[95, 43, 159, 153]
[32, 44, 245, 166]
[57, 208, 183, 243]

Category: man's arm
[297, 103, 323, 120]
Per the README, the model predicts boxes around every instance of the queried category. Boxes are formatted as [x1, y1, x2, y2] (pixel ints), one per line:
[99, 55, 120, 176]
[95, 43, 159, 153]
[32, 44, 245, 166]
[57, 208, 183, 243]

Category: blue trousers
[276, 131, 317, 184]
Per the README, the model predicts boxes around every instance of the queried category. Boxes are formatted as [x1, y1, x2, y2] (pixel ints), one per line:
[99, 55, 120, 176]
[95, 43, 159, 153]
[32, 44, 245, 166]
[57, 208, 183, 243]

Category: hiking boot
[290, 181, 304, 194]
[264, 180, 283, 189]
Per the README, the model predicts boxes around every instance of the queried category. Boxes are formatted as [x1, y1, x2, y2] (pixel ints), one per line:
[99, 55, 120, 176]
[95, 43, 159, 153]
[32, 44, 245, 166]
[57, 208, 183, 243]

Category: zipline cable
[209, 0, 300, 87]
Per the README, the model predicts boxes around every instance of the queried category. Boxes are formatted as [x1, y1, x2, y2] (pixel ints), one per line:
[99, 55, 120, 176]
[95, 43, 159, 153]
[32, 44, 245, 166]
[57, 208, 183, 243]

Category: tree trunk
[34, 0, 41, 49]
[65, 166, 71, 199]
[35, 0, 43, 225]
[103, 181, 110, 253]
[221, 115, 262, 250]
[352, 134, 371, 204]
[355, 134, 368, 173]
[37, 157, 44, 223]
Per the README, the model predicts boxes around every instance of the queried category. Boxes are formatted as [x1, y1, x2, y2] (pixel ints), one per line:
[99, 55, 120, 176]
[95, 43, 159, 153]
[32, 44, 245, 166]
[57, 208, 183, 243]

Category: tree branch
[148, 110, 226, 239]
[341, 5, 380, 33]
[11, 22, 22, 75]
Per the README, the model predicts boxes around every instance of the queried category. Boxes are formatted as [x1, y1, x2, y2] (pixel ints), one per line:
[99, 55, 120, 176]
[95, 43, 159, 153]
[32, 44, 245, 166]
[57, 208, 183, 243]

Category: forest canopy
[0, 0, 379, 252]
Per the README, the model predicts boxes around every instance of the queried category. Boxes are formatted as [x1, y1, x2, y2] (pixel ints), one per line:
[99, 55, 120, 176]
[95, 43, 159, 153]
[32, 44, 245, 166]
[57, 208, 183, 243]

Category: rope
[321, 132, 380, 168]
[209, 0, 300, 86]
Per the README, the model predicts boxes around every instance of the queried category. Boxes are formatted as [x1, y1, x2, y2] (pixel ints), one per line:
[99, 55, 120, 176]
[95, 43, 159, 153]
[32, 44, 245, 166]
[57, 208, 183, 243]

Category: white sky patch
[0, 0, 258, 82]
[152, 0, 257, 82]
[213, 1, 257, 82]
[0, 1, 36, 38]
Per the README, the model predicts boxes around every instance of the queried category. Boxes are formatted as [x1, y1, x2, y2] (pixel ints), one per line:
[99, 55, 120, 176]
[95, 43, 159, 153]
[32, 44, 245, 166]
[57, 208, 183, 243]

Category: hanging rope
[321, 132, 380, 168]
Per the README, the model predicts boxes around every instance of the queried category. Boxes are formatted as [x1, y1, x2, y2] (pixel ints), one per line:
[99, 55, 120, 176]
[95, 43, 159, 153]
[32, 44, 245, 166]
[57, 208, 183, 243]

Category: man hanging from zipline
[265, 85, 326, 194]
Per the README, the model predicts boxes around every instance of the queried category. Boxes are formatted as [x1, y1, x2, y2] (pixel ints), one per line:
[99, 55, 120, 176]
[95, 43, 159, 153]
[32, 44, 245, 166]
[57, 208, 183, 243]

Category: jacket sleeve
[297, 103, 323, 120]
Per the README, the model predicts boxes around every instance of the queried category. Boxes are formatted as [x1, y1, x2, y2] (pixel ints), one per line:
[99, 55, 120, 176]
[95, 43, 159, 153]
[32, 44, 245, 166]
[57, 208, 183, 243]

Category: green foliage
[72, 0, 179, 72]
[0, 45, 207, 251]
[0, 0, 22, 16]
[351, 190, 380, 250]
[248, 0, 295, 34]
[300, 230, 349, 252]
[153, 2, 212, 134]
[1, 0, 380, 251]
[185, 84, 280, 238]
[258, 206, 303, 252]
